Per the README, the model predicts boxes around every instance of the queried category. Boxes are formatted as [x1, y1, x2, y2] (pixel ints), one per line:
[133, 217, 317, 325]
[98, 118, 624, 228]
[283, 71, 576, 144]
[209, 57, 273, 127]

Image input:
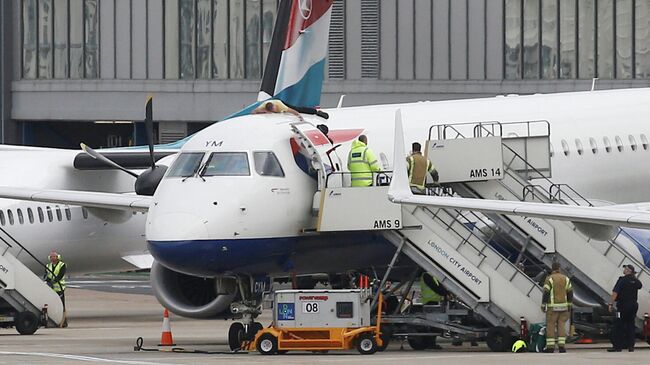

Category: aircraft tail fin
[257, 0, 334, 108]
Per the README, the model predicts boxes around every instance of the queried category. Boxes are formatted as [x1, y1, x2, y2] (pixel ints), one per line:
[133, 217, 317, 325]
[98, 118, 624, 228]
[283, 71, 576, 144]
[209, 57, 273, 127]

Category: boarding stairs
[0, 227, 65, 331]
[428, 121, 650, 326]
[291, 120, 546, 333]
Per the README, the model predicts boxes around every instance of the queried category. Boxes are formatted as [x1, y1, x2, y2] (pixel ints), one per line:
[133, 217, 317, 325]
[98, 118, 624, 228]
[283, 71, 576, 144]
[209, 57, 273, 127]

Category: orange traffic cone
[158, 309, 176, 346]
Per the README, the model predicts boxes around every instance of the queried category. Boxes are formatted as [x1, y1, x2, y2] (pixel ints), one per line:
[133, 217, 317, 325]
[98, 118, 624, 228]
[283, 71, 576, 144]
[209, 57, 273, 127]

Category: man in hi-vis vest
[45, 250, 68, 327]
[347, 135, 381, 187]
[407, 142, 438, 194]
[541, 262, 573, 353]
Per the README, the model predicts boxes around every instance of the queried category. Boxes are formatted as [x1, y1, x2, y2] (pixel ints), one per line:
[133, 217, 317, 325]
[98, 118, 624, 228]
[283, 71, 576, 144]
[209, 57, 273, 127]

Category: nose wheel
[228, 321, 264, 350]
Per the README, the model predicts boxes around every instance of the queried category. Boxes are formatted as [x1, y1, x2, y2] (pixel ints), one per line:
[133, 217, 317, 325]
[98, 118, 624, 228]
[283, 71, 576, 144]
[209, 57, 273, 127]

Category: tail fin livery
[258, 0, 334, 108]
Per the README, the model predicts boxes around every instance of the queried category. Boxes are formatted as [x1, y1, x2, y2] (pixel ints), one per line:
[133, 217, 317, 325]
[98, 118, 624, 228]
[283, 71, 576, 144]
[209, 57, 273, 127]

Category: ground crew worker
[541, 262, 572, 353]
[45, 250, 68, 327]
[252, 99, 302, 118]
[607, 264, 642, 352]
[407, 142, 438, 194]
[252, 99, 329, 119]
[347, 135, 381, 187]
[420, 272, 449, 349]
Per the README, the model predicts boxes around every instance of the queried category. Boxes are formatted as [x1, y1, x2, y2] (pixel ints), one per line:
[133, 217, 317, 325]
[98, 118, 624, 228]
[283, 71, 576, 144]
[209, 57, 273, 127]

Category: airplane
[3, 0, 650, 348]
[0, 0, 332, 276]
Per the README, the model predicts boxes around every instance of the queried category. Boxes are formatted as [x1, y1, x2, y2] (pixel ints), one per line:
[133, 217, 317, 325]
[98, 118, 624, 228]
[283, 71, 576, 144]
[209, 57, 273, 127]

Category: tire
[356, 332, 378, 355]
[257, 333, 278, 355]
[486, 326, 514, 352]
[246, 322, 263, 340]
[407, 335, 434, 350]
[15, 311, 39, 335]
[378, 329, 391, 352]
[228, 322, 245, 351]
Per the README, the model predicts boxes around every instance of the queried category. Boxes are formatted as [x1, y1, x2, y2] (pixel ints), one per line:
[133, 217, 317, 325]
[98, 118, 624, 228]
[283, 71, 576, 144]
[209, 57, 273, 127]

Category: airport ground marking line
[319, 353, 512, 362]
[0, 351, 182, 365]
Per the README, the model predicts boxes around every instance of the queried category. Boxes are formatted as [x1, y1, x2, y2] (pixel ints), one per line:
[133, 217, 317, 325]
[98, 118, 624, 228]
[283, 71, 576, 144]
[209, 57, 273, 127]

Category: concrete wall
[6, 0, 650, 143]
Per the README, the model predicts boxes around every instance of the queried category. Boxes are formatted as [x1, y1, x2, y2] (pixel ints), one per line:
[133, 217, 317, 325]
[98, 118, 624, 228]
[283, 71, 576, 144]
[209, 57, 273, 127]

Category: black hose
[133, 337, 248, 354]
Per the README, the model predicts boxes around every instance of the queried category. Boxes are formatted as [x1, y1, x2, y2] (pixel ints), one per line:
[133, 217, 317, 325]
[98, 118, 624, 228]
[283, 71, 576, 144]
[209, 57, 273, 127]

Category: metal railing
[0, 226, 53, 277]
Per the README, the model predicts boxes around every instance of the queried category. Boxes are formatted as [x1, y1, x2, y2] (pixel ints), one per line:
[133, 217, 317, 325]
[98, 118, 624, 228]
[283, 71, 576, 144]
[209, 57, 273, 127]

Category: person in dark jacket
[607, 264, 643, 352]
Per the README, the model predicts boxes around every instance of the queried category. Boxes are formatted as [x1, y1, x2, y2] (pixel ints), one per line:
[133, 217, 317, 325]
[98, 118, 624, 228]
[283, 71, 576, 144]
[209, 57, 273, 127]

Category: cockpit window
[167, 153, 205, 178]
[202, 152, 250, 176]
[253, 151, 285, 177]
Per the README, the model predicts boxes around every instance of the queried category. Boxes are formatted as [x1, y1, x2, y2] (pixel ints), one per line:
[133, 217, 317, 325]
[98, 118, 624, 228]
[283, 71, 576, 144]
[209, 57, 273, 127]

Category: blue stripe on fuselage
[148, 232, 396, 277]
[619, 228, 650, 267]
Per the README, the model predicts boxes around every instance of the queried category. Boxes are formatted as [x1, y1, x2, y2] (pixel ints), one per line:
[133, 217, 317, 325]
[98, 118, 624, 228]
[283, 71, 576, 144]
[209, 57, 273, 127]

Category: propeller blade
[79, 143, 139, 178]
[145, 96, 156, 169]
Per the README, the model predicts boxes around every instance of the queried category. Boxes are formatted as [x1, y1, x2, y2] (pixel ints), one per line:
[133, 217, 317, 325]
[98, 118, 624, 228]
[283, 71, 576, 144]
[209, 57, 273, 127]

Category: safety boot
[558, 346, 566, 353]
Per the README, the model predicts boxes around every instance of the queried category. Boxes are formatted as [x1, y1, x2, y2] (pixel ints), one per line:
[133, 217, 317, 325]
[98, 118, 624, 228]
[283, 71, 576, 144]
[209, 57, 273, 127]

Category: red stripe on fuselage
[284, 0, 334, 50]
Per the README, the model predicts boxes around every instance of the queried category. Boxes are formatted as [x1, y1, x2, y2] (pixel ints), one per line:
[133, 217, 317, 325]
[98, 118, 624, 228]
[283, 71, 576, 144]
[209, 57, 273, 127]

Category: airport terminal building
[1, 0, 650, 148]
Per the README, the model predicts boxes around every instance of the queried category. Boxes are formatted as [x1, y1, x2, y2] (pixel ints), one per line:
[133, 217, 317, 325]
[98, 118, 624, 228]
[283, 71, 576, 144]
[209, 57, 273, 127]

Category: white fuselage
[0, 148, 148, 274]
[146, 88, 650, 277]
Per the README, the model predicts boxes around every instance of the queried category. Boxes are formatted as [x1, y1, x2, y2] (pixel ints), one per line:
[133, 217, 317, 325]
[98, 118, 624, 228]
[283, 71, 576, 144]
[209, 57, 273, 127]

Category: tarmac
[0, 285, 648, 365]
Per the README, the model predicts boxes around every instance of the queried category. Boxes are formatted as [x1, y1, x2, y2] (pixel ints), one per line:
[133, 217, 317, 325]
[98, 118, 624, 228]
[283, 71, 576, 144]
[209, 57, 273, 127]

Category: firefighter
[407, 142, 438, 194]
[541, 262, 573, 353]
[347, 135, 381, 187]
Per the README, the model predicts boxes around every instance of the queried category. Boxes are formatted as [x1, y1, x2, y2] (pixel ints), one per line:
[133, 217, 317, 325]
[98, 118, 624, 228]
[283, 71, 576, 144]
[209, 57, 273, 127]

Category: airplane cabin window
[17, 209, 24, 225]
[575, 139, 583, 155]
[589, 137, 598, 154]
[603, 137, 612, 153]
[641, 134, 649, 150]
[253, 151, 285, 177]
[55, 206, 62, 221]
[38, 207, 44, 223]
[27, 208, 34, 224]
[561, 139, 570, 156]
[202, 152, 251, 176]
[65, 208, 72, 221]
[82, 208, 88, 219]
[166, 152, 205, 178]
[615, 136, 624, 152]
[629, 135, 637, 151]
[0, 211, 5, 226]
[46, 206, 53, 222]
[7, 210, 14, 225]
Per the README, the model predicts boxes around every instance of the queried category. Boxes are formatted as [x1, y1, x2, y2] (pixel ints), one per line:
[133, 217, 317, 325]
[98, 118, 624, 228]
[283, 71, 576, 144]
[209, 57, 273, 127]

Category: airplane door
[290, 122, 344, 190]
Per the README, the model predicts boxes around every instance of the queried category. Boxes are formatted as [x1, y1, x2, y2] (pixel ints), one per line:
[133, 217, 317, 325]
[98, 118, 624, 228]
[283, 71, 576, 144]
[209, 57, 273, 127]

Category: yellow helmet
[512, 339, 527, 353]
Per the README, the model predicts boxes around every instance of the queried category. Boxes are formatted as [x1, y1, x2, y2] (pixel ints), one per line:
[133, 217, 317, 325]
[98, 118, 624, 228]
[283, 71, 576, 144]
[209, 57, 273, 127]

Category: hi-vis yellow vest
[46, 261, 66, 293]
[407, 153, 433, 190]
[347, 140, 380, 187]
[421, 273, 444, 304]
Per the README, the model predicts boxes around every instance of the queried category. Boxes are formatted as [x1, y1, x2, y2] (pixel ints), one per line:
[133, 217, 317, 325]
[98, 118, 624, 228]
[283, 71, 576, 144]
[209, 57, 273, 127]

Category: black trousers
[611, 302, 638, 349]
[57, 290, 65, 310]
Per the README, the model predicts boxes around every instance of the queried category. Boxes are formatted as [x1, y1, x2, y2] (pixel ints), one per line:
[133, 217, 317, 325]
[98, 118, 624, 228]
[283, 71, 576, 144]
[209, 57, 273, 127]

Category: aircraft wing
[389, 110, 650, 230]
[0, 187, 151, 212]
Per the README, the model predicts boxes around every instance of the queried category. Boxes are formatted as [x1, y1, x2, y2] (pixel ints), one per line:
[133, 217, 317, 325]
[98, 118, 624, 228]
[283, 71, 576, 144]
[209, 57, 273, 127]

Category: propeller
[134, 97, 168, 196]
[80, 96, 168, 196]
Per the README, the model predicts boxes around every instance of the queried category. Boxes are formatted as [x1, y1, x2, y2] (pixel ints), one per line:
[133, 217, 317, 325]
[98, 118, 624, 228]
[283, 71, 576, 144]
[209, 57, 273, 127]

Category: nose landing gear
[227, 276, 266, 350]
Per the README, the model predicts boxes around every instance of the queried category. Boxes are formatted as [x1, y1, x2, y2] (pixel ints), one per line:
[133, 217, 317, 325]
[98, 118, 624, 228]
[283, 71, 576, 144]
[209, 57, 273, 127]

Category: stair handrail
[0, 226, 54, 277]
[498, 141, 650, 276]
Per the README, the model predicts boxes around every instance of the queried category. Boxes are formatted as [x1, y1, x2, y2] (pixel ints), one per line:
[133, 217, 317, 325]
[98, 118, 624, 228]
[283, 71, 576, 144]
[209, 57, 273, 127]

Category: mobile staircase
[0, 227, 64, 334]
[425, 120, 650, 329]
